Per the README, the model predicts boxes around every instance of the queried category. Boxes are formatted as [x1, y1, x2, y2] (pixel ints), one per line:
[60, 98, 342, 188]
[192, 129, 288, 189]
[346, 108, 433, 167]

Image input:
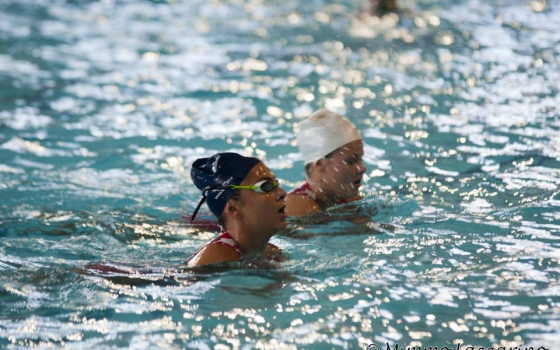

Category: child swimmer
[285, 109, 367, 217]
[186, 152, 287, 267]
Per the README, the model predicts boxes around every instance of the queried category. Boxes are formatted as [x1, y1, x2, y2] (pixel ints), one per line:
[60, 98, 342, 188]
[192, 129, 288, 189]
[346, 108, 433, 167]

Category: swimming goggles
[191, 179, 280, 222]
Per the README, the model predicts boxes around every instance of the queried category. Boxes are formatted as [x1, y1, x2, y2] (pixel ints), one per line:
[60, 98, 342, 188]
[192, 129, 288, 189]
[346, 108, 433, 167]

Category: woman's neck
[224, 223, 270, 256]
[307, 179, 338, 210]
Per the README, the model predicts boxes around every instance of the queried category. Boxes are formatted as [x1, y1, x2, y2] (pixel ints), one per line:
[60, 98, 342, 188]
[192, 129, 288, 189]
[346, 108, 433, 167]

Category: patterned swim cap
[191, 152, 260, 219]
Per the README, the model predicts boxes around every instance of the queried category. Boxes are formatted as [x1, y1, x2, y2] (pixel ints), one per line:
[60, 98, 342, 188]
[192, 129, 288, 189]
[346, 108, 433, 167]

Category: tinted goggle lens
[252, 179, 279, 193]
[190, 180, 279, 222]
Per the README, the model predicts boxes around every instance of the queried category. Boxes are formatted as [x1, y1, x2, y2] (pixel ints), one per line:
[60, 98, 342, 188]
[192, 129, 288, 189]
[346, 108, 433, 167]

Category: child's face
[320, 139, 367, 201]
[236, 163, 288, 236]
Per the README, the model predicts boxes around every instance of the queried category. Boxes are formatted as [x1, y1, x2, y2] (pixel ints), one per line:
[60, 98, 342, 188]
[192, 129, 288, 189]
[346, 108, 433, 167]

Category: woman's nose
[276, 186, 287, 200]
[357, 161, 367, 175]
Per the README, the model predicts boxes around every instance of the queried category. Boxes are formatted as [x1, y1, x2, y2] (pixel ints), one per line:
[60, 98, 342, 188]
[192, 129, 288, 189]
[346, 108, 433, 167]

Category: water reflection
[1, 0, 560, 348]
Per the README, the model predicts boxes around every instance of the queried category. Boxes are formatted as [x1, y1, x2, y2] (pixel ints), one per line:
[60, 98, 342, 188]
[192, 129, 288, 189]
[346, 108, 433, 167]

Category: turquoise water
[1, 0, 559, 348]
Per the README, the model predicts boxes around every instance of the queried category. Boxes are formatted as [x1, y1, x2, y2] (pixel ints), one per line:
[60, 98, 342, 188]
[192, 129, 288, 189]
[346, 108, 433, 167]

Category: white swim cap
[297, 109, 361, 164]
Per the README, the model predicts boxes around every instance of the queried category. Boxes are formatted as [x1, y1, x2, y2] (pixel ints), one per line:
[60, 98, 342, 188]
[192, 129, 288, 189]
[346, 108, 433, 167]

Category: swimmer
[285, 109, 367, 217]
[185, 152, 287, 267]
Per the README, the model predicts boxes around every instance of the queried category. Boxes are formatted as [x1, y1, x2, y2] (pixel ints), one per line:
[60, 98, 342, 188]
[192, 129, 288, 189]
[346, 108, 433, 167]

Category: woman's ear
[223, 200, 242, 219]
[315, 158, 327, 173]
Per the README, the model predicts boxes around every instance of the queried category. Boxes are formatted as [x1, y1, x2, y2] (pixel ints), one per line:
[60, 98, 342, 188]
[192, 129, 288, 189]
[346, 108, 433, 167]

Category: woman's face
[235, 163, 287, 236]
[319, 139, 367, 201]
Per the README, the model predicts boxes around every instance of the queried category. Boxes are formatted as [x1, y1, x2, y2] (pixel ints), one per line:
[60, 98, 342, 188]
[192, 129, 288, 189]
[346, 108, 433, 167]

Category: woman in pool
[185, 152, 288, 267]
[285, 109, 367, 217]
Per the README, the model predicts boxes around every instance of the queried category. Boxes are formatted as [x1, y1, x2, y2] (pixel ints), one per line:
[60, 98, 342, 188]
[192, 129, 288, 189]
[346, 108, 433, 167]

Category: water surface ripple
[1, 0, 559, 348]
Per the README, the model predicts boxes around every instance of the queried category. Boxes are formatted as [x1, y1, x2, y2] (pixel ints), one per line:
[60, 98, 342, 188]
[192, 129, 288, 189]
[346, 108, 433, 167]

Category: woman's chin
[278, 220, 288, 230]
[342, 188, 360, 200]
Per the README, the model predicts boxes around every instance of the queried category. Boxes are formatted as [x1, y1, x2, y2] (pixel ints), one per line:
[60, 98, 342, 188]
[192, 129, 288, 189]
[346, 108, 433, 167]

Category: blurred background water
[1, 0, 559, 348]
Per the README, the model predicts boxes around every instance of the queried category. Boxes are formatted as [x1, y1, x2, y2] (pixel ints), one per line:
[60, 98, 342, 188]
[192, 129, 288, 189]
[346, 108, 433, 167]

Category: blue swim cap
[190, 152, 261, 220]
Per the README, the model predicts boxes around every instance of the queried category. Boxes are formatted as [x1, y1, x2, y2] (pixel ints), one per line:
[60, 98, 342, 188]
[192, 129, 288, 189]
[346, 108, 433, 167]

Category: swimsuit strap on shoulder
[185, 228, 242, 265]
[211, 229, 243, 258]
[289, 181, 348, 206]
[288, 181, 316, 199]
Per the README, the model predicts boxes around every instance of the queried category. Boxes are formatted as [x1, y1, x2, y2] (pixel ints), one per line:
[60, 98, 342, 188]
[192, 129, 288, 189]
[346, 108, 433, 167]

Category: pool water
[1, 0, 559, 348]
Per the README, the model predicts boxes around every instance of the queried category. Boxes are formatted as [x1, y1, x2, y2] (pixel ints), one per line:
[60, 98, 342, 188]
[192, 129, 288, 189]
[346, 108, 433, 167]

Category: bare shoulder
[285, 193, 321, 217]
[188, 243, 241, 267]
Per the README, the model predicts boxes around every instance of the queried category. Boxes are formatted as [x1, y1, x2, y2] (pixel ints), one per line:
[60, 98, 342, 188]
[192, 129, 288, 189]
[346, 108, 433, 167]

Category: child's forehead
[336, 141, 364, 155]
[245, 163, 274, 181]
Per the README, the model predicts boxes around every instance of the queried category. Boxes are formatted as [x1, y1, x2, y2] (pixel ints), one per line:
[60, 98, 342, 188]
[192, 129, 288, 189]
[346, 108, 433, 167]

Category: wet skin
[187, 163, 287, 267]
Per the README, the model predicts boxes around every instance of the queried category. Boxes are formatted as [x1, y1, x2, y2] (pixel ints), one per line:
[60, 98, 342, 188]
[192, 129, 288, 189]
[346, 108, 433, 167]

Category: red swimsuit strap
[289, 181, 348, 205]
[288, 181, 315, 198]
[212, 229, 243, 258]
[185, 229, 242, 264]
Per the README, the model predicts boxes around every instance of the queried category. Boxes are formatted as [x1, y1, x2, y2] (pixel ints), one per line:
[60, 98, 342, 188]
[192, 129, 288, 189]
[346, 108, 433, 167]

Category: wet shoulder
[187, 243, 241, 267]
